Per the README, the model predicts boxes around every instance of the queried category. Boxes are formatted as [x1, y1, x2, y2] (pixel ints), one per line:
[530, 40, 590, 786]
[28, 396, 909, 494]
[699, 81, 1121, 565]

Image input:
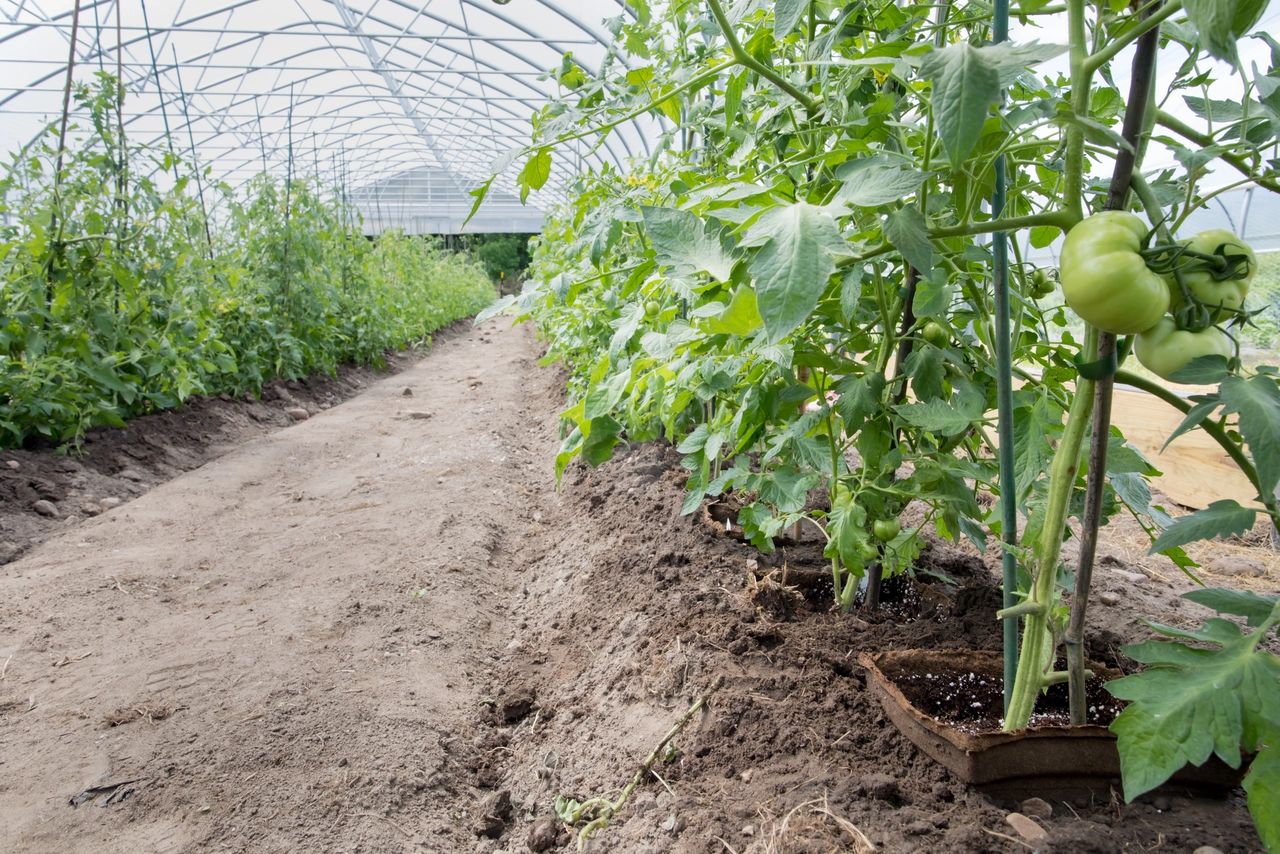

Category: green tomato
[644, 299, 661, 318]
[921, 321, 948, 346]
[1058, 211, 1169, 334]
[1134, 317, 1234, 382]
[1166, 229, 1254, 322]
[1028, 269, 1055, 298]
[873, 518, 901, 542]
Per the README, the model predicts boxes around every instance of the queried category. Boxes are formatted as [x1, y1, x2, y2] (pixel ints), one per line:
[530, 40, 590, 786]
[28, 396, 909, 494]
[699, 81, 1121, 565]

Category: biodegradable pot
[859, 648, 1242, 800]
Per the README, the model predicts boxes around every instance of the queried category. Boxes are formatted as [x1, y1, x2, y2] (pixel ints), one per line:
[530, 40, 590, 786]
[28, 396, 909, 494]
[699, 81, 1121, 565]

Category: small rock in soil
[1097, 591, 1121, 606]
[526, 819, 560, 852]
[402, 387, 414, 397]
[1193, 847, 1225, 854]
[660, 813, 685, 834]
[1207, 556, 1266, 578]
[285, 407, 310, 422]
[5, 459, 19, 470]
[1112, 569, 1146, 585]
[32, 499, 59, 518]
[1005, 812, 1048, 843]
[473, 790, 513, 838]
[904, 820, 934, 836]
[100, 497, 123, 511]
[1020, 797, 1053, 820]
[863, 773, 901, 803]
[498, 687, 536, 724]
[81, 502, 102, 517]
[117, 468, 145, 482]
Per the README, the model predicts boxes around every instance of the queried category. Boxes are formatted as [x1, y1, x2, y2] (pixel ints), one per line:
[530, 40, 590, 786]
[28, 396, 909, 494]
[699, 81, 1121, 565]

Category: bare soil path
[0, 321, 564, 853]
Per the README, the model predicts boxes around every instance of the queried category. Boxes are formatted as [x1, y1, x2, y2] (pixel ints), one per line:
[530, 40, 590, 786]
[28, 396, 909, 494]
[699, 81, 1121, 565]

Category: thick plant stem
[1003, 0, 1094, 733]
[1065, 331, 1114, 723]
[1066, 4, 1162, 724]
[1062, 0, 1090, 223]
[706, 0, 819, 114]
[1005, 325, 1099, 730]
[1156, 110, 1280, 195]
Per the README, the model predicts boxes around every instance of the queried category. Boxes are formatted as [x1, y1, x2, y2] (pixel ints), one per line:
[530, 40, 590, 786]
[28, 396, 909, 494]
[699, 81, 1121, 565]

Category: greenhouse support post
[991, 0, 1020, 713]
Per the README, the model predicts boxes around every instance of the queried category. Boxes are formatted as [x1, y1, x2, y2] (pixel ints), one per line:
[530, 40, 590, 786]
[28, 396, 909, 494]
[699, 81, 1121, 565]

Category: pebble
[864, 774, 900, 803]
[472, 790, 512, 838]
[1020, 797, 1053, 820]
[1097, 591, 1121, 606]
[1193, 847, 1225, 854]
[82, 502, 102, 517]
[660, 813, 685, 834]
[100, 497, 123, 511]
[526, 819, 559, 852]
[1005, 812, 1048, 843]
[32, 499, 59, 518]
[1112, 569, 1147, 585]
[285, 407, 310, 422]
[5, 459, 18, 470]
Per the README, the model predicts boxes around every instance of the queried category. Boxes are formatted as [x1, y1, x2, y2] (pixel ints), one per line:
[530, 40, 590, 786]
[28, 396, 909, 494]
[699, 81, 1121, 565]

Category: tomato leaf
[919, 41, 1063, 168]
[1183, 588, 1280, 628]
[894, 398, 980, 436]
[1244, 739, 1280, 852]
[773, 0, 806, 38]
[640, 206, 737, 282]
[1184, 0, 1270, 65]
[1148, 499, 1258, 553]
[517, 148, 552, 203]
[747, 202, 844, 342]
[707, 286, 763, 336]
[884, 206, 934, 274]
[828, 157, 924, 210]
[1219, 374, 1280, 496]
[919, 42, 999, 167]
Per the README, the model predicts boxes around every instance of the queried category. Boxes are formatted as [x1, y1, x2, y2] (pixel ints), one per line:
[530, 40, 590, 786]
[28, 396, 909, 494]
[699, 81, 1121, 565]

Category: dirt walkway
[0, 320, 564, 853]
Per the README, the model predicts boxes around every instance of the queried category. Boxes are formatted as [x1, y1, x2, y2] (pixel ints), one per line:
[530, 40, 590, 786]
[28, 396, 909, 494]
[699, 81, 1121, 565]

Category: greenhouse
[2, 2, 1279, 852]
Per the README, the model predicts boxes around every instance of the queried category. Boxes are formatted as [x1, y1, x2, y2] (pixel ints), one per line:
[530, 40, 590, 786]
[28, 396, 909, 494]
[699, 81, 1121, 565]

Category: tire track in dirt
[0, 320, 566, 853]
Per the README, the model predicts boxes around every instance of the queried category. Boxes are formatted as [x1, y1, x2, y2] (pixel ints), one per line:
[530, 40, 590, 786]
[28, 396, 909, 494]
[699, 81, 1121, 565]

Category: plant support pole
[990, 0, 1020, 713]
[1065, 1, 1162, 726]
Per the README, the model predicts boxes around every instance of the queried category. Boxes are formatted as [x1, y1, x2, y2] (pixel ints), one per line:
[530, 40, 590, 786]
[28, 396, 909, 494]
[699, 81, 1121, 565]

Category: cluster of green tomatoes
[1056, 211, 1255, 382]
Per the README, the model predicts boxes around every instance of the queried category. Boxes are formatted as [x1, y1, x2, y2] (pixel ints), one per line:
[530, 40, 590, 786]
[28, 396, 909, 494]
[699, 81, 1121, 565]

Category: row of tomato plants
[477, 0, 1280, 845]
[1, 74, 495, 448]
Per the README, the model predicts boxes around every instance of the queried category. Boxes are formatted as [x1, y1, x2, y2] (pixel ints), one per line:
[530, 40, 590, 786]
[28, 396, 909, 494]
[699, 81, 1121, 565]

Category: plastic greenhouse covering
[0, 0, 663, 233]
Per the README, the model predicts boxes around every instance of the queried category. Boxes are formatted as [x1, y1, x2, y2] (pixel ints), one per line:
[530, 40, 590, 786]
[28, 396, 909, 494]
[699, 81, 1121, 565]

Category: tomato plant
[474, 0, 1280, 841]
[0, 74, 495, 448]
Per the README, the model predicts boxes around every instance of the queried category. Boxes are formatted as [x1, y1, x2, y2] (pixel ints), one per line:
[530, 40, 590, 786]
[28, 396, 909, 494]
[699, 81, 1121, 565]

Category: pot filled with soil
[859, 648, 1242, 800]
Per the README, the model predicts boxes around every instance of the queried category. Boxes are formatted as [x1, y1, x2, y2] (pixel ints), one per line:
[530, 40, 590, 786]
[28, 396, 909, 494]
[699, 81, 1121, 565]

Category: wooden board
[1110, 384, 1256, 510]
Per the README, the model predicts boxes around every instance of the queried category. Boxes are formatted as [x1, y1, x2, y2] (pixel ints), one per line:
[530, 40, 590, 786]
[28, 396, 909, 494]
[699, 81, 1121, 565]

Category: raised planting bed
[860, 648, 1242, 800]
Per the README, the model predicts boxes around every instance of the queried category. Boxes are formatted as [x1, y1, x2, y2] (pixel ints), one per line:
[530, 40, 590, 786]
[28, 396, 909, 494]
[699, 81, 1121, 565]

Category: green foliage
[469, 234, 532, 284]
[1107, 590, 1280, 851]
[0, 74, 493, 448]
